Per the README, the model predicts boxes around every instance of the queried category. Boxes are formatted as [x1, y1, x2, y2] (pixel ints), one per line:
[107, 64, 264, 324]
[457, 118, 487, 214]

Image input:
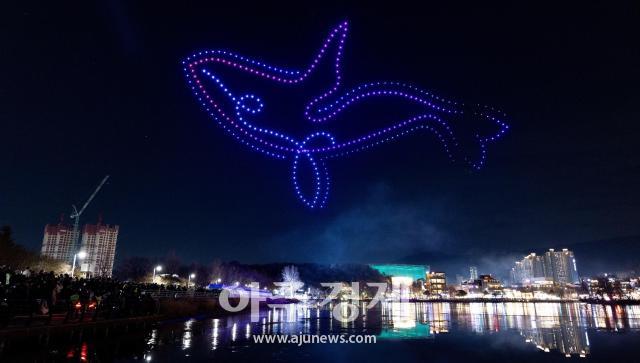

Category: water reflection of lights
[379, 302, 430, 339]
[182, 319, 194, 350]
[426, 302, 450, 333]
[231, 322, 237, 342]
[146, 301, 638, 359]
[286, 303, 296, 323]
[147, 329, 158, 346]
[339, 302, 352, 328]
[211, 319, 219, 350]
[143, 329, 158, 360]
[626, 305, 640, 329]
[80, 342, 88, 361]
[605, 306, 616, 330]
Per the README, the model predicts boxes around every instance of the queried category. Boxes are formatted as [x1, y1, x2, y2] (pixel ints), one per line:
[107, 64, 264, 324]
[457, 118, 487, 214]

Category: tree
[164, 251, 182, 275]
[0, 226, 16, 247]
[281, 265, 304, 298]
[0, 225, 68, 272]
[114, 256, 152, 281]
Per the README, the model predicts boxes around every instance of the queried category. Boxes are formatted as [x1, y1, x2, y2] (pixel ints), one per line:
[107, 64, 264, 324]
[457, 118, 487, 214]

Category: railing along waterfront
[142, 290, 220, 299]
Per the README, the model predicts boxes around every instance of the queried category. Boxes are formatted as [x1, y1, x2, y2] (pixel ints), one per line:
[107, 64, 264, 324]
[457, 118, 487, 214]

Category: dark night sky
[1, 1, 639, 271]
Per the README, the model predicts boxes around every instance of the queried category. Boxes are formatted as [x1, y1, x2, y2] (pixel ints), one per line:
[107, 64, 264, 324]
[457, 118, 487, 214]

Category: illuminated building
[511, 261, 523, 284]
[479, 274, 503, 291]
[426, 272, 446, 296]
[370, 264, 429, 299]
[469, 266, 478, 280]
[512, 253, 547, 285]
[79, 218, 119, 277]
[544, 249, 579, 284]
[584, 275, 637, 300]
[41, 218, 76, 264]
[459, 275, 503, 295]
[512, 249, 579, 285]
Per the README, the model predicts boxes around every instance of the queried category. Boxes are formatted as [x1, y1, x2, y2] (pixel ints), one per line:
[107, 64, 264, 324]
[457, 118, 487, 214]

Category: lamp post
[188, 273, 196, 289]
[71, 251, 87, 277]
[152, 265, 162, 283]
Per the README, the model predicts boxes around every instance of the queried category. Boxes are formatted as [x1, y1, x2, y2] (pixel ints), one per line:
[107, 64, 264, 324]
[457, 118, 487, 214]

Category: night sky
[2, 2, 639, 271]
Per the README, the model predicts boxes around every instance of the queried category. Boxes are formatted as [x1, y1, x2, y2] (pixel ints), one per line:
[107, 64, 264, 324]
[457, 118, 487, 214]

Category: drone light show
[183, 21, 509, 208]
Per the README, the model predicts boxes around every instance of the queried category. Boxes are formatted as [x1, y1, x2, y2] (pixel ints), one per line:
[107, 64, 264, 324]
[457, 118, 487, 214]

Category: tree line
[115, 254, 388, 289]
[0, 225, 68, 273]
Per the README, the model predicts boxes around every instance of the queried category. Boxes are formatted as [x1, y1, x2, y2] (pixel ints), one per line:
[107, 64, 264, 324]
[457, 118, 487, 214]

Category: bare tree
[115, 256, 152, 281]
[281, 265, 304, 298]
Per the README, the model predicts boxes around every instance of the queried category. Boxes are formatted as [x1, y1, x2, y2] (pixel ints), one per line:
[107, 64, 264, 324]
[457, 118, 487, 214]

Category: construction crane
[69, 175, 110, 274]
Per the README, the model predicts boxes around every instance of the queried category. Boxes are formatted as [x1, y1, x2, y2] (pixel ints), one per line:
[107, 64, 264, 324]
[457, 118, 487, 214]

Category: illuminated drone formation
[183, 21, 509, 208]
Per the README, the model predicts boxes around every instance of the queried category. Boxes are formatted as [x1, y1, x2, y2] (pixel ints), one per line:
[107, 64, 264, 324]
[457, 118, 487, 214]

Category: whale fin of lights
[183, 21, 509, 208]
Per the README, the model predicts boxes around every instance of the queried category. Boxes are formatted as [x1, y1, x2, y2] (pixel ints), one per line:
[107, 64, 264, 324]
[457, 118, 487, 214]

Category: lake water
[8, 302, 640, 362]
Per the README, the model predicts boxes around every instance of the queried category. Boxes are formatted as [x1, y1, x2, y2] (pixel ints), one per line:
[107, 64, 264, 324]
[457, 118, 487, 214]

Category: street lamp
[188, 273, 196, 289]
[71, 251, 86, 277]
[152, 265, 162, 283]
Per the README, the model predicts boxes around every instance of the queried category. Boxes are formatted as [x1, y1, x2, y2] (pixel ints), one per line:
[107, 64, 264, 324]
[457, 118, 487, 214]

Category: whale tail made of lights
[183, 21, 509, 208]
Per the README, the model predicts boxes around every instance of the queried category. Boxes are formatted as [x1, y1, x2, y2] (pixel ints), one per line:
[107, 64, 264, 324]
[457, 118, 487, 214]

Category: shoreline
[406, 298, 640, 305]
[2, 297, 638, 340]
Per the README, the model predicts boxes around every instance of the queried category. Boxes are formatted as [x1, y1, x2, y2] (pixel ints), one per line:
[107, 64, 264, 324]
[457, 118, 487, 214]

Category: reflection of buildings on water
[375, 302, 640, 357]
[164, 301, 640, 358]
[379, 302, 433, 339]
[519, 304, 590, 358]
[127, 300, 640, 363]
[583, 303, 640, 330]
[421, 302, 450, 334]
[624, 305, 640, 329]
[376, 302, 451, 338]
[450, 302, 590, 357]
[379, 302, 640, 358]
[522, 322, 589, 358]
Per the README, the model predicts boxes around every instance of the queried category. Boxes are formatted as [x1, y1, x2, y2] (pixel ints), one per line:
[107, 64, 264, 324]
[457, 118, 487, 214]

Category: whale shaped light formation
[183, 21, 509, 208]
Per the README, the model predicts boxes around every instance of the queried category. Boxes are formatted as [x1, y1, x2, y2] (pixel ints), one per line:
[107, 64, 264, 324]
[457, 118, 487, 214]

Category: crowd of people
[0, 266, 159, 327]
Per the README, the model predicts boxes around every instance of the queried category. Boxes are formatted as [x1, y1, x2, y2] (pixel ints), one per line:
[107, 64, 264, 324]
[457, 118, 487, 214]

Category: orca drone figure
[183, 21, 509, 208]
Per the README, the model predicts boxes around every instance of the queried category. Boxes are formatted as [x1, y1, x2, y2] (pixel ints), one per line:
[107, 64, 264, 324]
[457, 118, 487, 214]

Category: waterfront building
[370, 264, 429, 300]
[460, 279, 481, 295]
[544, 249, 579, 284]
[511, 253, 547, 285]
[460, 274, 503, 296]
[469, 266, 478, 281]
[479, 274, 503, 292]
[511, 249, 579, 286]
[583, 274, 640, 300]
[426, 272, 446, 296]
[79, 218, 119, 277]
[41, 218, 76, 264]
